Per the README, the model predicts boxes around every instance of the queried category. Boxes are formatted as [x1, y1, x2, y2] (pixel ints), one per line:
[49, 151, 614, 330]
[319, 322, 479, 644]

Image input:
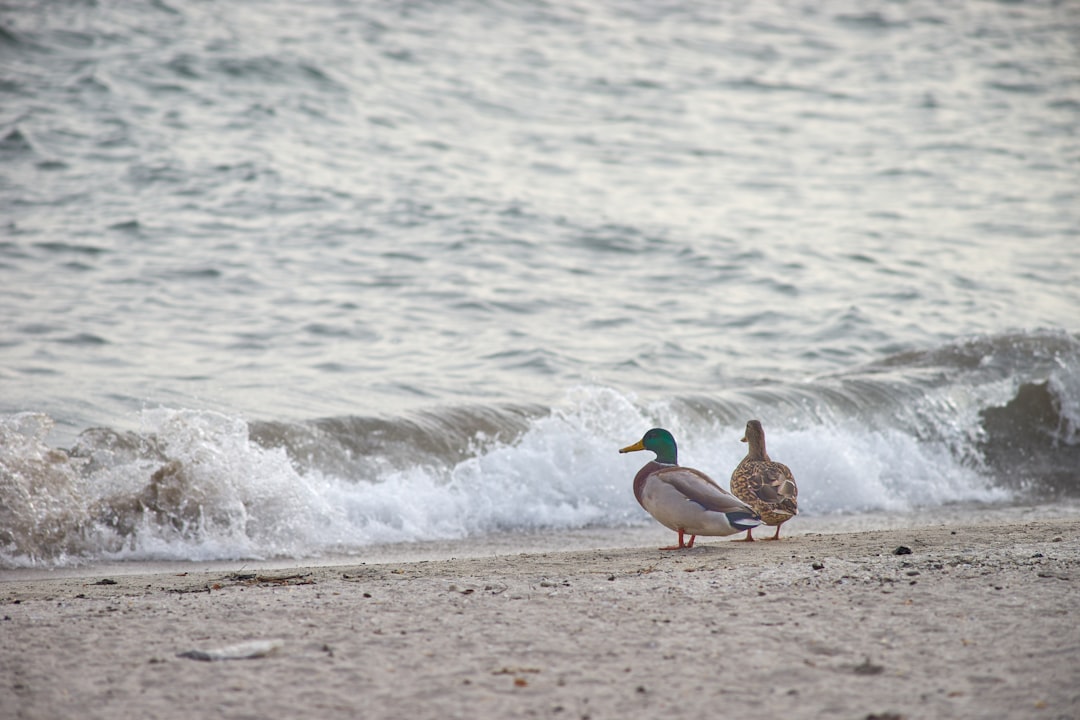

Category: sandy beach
[2, 516, 1078, 720]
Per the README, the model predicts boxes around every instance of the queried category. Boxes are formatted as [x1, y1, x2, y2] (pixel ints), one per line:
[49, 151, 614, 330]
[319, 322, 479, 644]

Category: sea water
[2, 0, 1078, 567]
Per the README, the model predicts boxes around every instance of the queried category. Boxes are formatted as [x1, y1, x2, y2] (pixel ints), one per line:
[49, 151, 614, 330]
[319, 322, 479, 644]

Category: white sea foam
[0, 381, 1021, 567]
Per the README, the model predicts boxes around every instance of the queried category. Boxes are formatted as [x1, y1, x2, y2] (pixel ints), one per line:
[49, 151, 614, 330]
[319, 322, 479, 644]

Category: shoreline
[4, 500, 1076, 582]
[3, 515, 1079, 719]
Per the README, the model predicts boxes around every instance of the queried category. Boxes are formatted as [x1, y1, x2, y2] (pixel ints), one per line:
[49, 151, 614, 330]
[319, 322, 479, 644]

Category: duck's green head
[619, 427, 678, 464]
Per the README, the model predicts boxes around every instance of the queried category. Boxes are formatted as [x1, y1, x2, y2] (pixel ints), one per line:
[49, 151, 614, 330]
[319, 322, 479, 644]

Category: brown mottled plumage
[730, 420, 798, 541]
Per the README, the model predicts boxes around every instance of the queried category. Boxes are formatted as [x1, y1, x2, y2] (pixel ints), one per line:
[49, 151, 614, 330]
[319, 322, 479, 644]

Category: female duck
[730, 420, 798, 541]
[619, 428, 761, 550]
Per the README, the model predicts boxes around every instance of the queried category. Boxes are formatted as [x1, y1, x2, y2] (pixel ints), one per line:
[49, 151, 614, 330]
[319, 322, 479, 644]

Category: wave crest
[2, 331, 1077, 567]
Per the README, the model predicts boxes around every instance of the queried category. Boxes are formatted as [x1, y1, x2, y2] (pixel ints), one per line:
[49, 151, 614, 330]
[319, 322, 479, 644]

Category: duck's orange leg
[660, 529, 696, 550]
[763, 523, 784, 541]
[740, 527, 756, 542]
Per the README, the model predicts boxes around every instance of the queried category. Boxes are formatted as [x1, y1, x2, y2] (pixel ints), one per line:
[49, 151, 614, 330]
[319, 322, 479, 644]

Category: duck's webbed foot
[660, 529, 696, 550]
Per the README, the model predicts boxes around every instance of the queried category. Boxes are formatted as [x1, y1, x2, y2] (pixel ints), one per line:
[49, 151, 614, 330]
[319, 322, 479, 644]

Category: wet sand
[2, 517, 1078, 719]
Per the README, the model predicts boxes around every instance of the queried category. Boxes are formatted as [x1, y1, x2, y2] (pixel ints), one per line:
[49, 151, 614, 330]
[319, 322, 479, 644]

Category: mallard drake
[730, 420, 798, 541]
[619, 428, 761, 550]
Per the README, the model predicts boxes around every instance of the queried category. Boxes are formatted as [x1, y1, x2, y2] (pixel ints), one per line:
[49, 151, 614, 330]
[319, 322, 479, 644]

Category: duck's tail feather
[727, 511, 762, 530]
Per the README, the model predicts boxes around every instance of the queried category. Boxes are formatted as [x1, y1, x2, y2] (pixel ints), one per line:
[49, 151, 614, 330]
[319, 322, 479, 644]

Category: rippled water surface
[1, 0, 1078, 566]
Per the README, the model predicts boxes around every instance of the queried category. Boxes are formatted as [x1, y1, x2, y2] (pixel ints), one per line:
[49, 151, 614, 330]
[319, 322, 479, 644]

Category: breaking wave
[3, 330, 1077, 568]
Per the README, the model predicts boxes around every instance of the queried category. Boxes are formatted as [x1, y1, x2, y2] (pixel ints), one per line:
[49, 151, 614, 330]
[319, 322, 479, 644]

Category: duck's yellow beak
[740, 435, 747, 443]
[619, 440, 646, 454]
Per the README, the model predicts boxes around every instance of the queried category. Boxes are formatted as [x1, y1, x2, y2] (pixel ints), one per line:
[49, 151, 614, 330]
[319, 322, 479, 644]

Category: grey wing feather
[656, 467, 756, 514]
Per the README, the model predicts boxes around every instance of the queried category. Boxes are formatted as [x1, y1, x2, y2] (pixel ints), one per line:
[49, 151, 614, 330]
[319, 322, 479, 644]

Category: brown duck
[730, 420, 798, 541]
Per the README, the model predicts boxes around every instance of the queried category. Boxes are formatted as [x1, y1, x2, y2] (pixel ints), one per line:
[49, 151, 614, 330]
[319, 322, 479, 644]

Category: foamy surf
[3, 331, 1077, 568]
